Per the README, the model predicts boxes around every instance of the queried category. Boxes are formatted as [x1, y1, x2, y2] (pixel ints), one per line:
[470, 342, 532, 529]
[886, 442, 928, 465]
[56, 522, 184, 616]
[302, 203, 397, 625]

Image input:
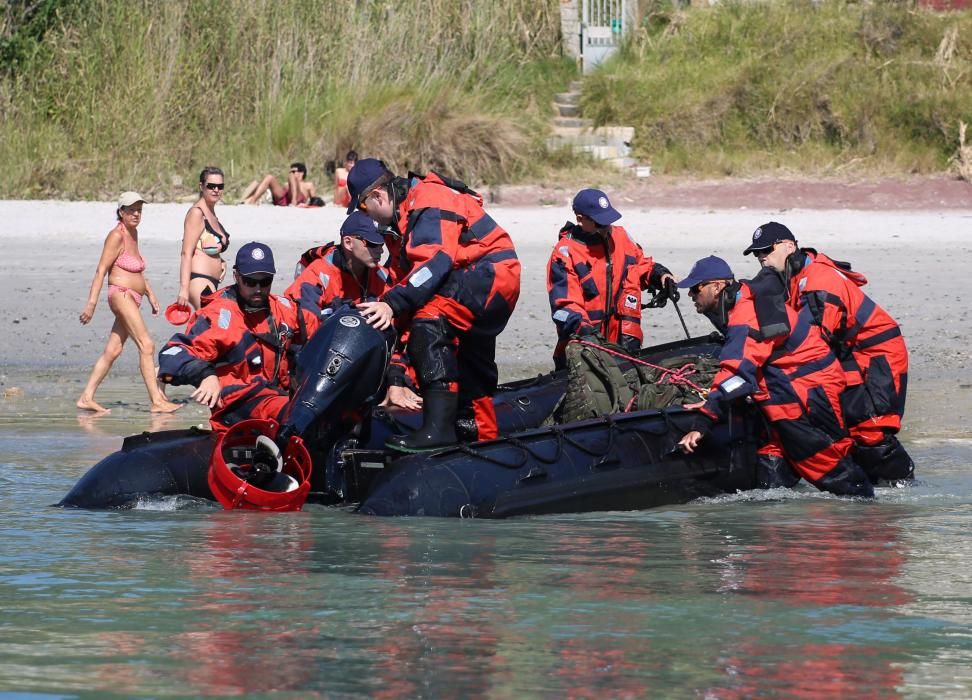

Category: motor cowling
[208, 418, 312, 511]
[277, 306, 394, 441]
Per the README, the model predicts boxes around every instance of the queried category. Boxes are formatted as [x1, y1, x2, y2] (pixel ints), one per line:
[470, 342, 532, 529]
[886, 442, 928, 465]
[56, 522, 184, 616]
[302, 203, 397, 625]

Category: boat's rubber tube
[58, 429, 216, 508]
[358, 406, 759, 518]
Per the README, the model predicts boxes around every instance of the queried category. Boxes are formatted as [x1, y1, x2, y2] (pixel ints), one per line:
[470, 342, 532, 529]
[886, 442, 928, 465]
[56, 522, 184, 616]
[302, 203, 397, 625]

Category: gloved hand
[664, 277, 680, 303]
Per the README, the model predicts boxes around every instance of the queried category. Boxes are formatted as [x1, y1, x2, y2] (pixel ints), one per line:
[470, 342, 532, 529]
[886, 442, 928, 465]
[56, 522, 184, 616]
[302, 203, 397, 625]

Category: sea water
[1, 376, 971, 698]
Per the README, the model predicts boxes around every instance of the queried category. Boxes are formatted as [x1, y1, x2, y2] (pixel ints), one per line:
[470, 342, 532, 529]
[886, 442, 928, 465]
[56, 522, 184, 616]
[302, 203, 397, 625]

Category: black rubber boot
[756, 453, 801, 489]
[852, 435, 915, 484]
[386, 389, 459, 453]
[813, 456, 875, 498]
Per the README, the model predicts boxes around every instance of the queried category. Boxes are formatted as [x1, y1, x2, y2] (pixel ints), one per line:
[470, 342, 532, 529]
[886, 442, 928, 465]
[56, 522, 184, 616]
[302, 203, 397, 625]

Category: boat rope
[567, 338, 709, 396]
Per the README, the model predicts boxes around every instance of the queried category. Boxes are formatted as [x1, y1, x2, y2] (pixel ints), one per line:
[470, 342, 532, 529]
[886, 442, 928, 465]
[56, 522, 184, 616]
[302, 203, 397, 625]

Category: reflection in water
[2, 432, 971, 697]
[701, 504, 910, 698]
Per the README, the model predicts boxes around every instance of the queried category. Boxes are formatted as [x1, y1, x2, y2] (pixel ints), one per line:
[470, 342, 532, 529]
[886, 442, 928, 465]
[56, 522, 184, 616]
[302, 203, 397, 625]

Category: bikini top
[194, 207, 230, 257]
[112, 226, 145, 273]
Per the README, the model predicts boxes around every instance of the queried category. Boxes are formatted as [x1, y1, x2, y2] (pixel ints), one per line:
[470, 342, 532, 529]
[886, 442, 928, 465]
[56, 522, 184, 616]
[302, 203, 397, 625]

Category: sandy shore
[1, 198, 969, 438]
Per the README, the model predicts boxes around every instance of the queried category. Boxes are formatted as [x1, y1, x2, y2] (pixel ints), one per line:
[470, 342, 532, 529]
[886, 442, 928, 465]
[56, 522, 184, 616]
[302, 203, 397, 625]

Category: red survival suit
[783, 249, 913, 481]
[285, 242, 392, 319]
[382, 171, 521, 441]
[158, 286, 317, 432]
[546, 223, 670, 369]
[691, 271, 873, 497]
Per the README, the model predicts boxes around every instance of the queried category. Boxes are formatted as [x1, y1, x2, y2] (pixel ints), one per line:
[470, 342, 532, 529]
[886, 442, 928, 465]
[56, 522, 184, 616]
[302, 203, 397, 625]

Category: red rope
[568, 339, 709, 396]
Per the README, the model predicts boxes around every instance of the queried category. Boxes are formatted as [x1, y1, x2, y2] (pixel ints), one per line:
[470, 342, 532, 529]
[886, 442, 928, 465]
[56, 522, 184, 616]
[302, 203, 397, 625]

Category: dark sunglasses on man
[354, 236, 383, 250]
[240, 275, 273, 288]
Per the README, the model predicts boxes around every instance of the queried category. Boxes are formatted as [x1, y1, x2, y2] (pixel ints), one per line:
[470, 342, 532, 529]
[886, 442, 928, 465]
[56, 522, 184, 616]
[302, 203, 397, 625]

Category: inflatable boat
[59, 309, 759, 517]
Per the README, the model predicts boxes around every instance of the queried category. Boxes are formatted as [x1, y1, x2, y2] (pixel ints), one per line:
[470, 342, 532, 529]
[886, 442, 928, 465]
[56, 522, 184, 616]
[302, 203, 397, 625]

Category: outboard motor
[278, 306, 395, 443]
[208, 307, 394, 510]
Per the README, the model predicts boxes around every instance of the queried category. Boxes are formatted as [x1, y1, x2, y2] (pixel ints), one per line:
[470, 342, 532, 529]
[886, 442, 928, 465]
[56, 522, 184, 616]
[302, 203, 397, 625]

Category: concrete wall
[561, 0, 581, 59]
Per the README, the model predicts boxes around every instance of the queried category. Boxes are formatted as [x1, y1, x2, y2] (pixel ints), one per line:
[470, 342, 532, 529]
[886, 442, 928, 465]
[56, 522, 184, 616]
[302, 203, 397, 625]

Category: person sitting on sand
[77, 192, 182, 414]
[333, 150, 358, 208]
[240, 162, 317, 207]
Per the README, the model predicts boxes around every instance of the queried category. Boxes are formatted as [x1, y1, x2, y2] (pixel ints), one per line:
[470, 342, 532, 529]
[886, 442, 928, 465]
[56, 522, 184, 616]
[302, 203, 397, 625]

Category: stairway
[547, 81, 646, 174]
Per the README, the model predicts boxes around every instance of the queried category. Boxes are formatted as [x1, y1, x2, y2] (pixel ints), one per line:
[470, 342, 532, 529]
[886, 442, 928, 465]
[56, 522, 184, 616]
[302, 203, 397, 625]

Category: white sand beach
[1, 198, 969, 438]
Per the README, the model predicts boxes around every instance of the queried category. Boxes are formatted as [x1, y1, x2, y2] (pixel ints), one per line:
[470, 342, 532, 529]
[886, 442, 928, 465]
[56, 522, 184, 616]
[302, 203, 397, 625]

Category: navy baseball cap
[235, 241, 276, 276]
[572, 188, 622, 226]
[743, 221, 796, 255]
[677, 256, 735, 289]
[340, 211, 384, 245]
[346, 158, 392, 214]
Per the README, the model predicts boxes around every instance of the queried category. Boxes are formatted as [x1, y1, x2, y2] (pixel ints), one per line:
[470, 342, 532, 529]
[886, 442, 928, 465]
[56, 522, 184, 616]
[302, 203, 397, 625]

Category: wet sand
[1, 197, 970, 439]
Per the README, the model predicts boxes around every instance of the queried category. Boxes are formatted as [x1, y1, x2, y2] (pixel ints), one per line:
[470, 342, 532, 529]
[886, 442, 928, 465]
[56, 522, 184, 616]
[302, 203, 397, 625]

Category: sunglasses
[205, 182, 225, 191]
[354, 236, 383, 250]
[689, 281, 717, 296]
[240, 276, 272, 288]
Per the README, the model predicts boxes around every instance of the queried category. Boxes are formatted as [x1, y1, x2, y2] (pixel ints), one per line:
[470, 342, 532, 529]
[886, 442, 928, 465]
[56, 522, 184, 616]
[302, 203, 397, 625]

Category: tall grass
[0, 0, 573, 198]
[583, 0, 972, 176]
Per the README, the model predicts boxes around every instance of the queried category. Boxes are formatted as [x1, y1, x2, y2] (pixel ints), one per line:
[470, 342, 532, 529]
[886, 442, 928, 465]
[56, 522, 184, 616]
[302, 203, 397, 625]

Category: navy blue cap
[572, 188, 622, 226]
[346, 158, 392, 214]
[235, 241, 276, 276]
[743, 221, 795, 255]
[340, 211, 384, 245]
[677, 256, 735, 289]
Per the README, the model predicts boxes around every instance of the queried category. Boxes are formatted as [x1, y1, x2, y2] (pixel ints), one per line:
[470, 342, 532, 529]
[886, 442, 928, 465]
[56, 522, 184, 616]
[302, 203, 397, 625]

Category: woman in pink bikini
[178, 166, 230, 309]
[78, 192, 181, 413]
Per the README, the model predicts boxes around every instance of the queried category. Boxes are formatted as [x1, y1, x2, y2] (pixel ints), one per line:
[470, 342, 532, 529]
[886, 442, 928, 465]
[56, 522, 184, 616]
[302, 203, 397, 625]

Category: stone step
[569, 80, 584, 92]
[554, 102, 580, 118]
[606, 156, 639, 170]
[554, 92, 580, 106]
[549, 124, 635, 143]
[552, 116, 592, 129]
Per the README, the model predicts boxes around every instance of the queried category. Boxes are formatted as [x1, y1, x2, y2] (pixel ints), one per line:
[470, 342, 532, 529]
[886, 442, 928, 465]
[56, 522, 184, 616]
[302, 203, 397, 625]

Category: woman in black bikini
[178, 166, 230, 309]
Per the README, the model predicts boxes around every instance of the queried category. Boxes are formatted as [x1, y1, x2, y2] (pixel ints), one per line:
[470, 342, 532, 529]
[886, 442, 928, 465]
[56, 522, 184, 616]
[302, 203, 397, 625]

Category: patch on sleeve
[319, 272, 330, 289]
[798, 277, 807, 291]
[553, 309, 571, 322]
[161, 346, 183, 356]
[409, 267, 433, 287]
[720, 375, 746, 394]
[278, 297, 292, 308]
[624, 294, 638, 309]
[218, 309, 232, 330]
[558, 246, 570, 257]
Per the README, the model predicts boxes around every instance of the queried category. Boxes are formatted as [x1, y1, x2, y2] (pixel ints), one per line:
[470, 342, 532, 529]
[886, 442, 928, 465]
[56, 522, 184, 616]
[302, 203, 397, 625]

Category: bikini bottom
[107, 284, 143, 307]
[190, 271, 221, 293]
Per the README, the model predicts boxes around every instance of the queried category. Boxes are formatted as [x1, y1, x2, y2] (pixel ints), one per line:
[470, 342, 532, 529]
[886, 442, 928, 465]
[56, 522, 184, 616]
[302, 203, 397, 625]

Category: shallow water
[1, 379, 971, 698]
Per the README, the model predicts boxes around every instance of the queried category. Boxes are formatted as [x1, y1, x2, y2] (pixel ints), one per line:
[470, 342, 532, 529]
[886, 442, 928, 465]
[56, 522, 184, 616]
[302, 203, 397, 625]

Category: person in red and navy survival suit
[158, 242, 317, 433]
[348, 158, 521, 452]
[547, 189, 676, 370]
[285, 211, 392, 320]
[744, 221, 913, 484]
[676, 256, 873, 497]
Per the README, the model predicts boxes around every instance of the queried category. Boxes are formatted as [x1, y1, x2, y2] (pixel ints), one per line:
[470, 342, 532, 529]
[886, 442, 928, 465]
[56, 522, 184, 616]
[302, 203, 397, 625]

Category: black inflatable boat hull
[60, 332, 758, 517]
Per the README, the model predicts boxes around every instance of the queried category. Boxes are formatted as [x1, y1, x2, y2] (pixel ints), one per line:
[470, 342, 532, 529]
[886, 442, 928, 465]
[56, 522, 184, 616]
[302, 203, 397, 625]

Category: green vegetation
[4, 0, 972, 198]
[0, 0, 575, 199]
[583, 0, 972, 176]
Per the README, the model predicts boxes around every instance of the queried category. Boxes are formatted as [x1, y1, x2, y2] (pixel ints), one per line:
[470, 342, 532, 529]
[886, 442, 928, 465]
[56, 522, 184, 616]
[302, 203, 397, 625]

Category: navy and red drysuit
[285, 243, 392, 318]
[782, 249, 912, 481]
[784, 250, 908, 440]
[547, 223, 670, 368]
[691, 274, 871, 496]
[381, 171, 521, 440]
[158, 285, 317, 433]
